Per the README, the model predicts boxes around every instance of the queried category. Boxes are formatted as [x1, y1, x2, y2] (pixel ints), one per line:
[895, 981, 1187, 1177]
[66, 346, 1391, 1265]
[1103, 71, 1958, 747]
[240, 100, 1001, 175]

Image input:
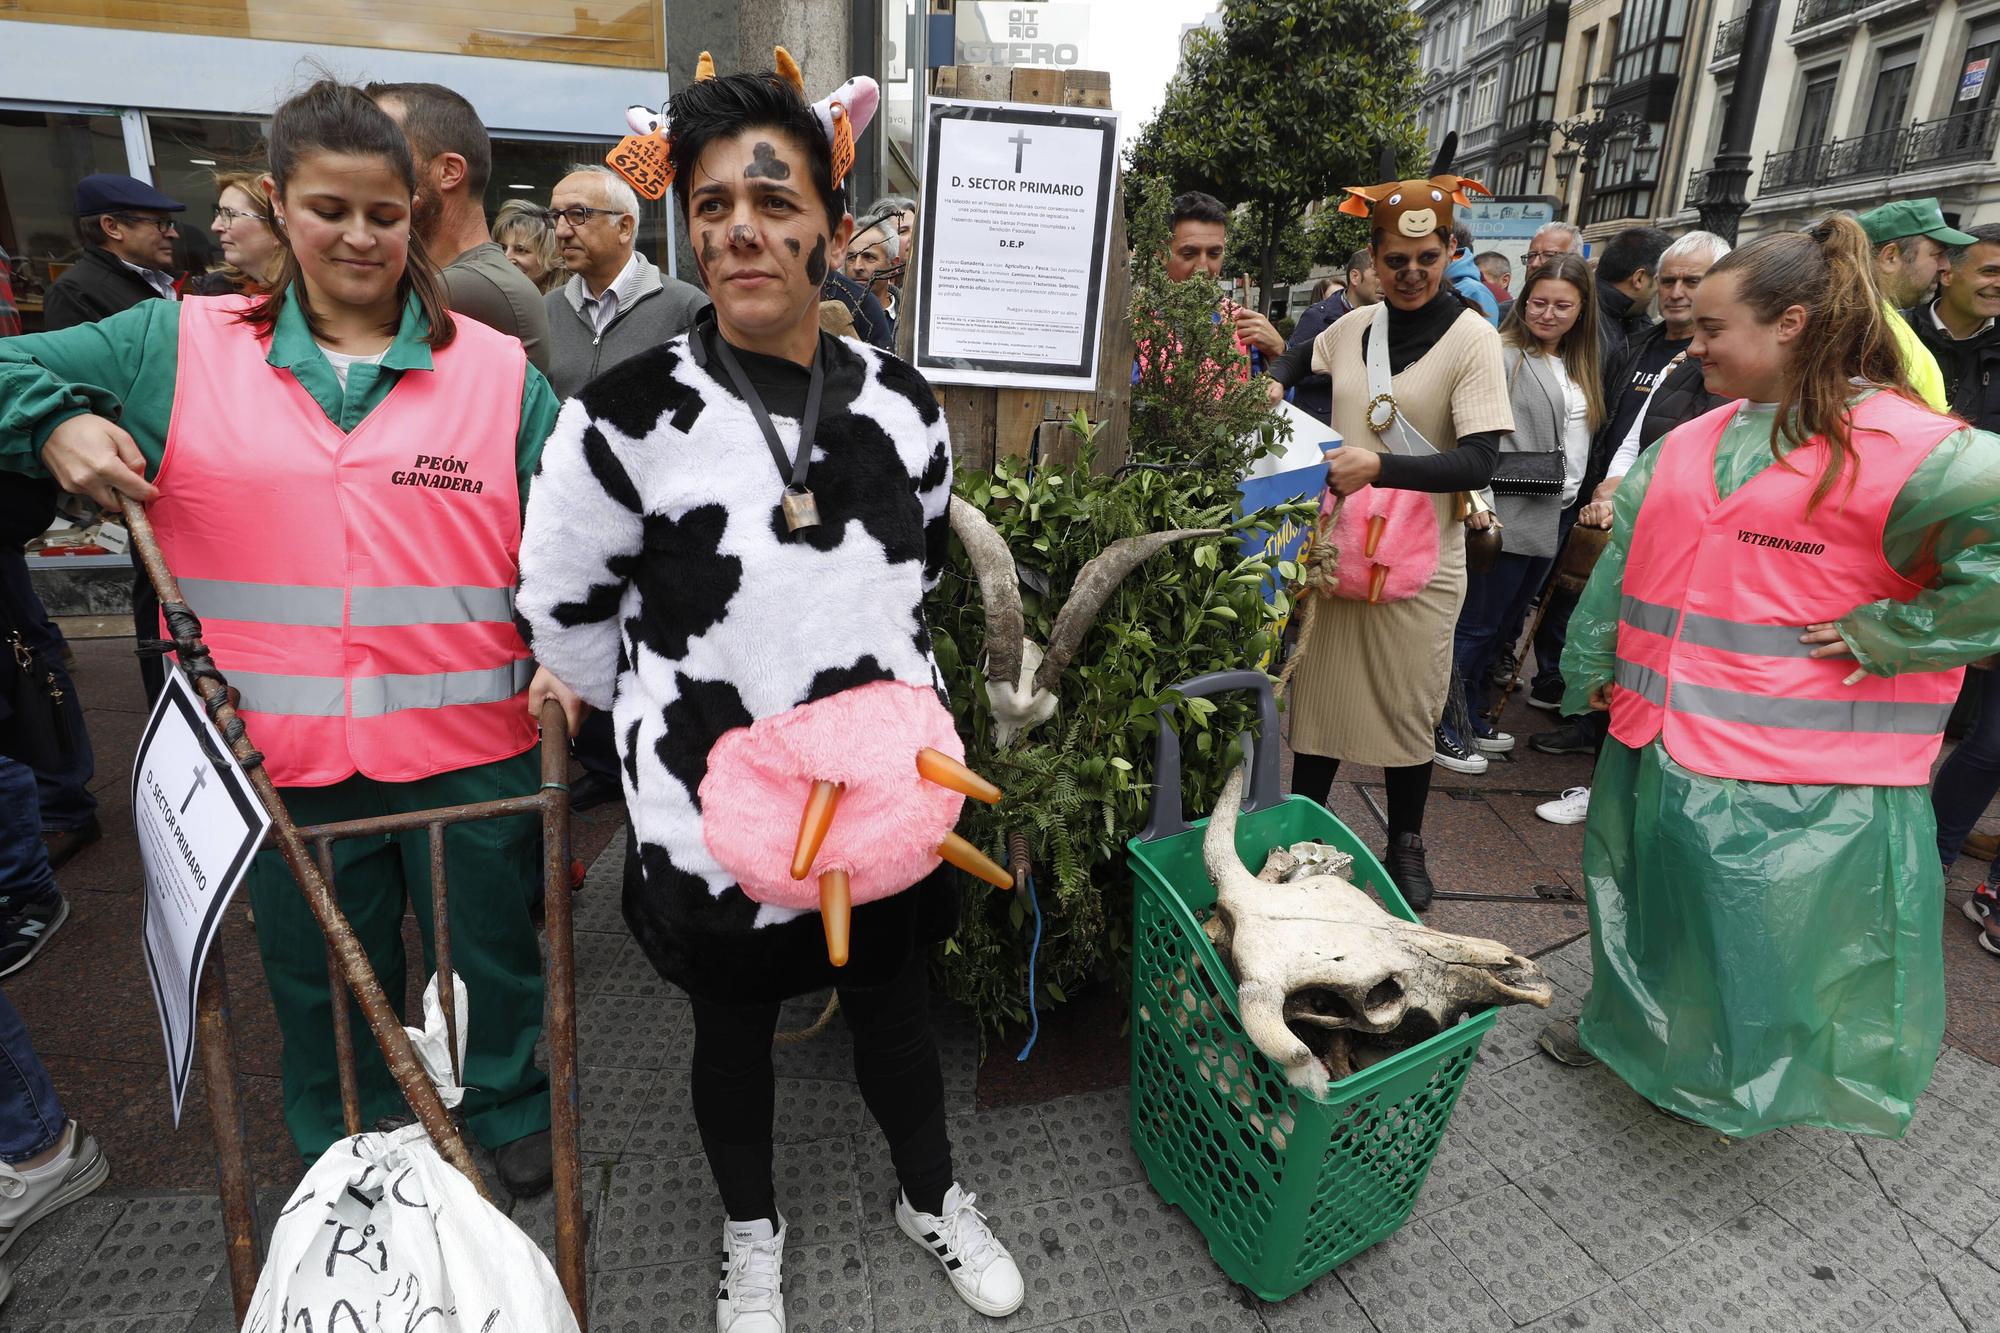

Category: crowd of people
[0, 49, 1997, 1329]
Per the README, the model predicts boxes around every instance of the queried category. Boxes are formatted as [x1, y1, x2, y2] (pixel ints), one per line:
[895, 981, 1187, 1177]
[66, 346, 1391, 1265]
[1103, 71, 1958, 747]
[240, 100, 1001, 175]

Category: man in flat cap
[1857, 197, 1972, 413]
[44, 174, 186, 331]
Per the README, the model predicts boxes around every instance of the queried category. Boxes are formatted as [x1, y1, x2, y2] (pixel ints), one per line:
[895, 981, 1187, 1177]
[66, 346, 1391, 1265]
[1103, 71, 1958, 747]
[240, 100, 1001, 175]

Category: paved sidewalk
[4, 834, 1998, 1331]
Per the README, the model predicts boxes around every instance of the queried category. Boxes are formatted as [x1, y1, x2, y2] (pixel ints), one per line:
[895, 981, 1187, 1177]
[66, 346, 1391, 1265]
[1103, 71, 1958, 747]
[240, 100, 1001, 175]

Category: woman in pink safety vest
[0, 81, 576, 1192]
[1539, 213, 2000, 1139]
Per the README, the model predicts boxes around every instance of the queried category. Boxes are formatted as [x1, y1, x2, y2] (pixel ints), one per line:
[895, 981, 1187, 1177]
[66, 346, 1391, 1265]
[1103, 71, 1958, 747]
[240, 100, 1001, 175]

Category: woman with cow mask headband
[1262, 140, 1514, 910]
[516, 51, 1026, 1332]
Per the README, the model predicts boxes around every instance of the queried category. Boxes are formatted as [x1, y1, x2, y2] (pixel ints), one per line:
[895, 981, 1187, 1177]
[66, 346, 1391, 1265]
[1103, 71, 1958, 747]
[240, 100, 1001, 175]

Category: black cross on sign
[1009, 129, 1033, 173]
[181, 763, 208, 814]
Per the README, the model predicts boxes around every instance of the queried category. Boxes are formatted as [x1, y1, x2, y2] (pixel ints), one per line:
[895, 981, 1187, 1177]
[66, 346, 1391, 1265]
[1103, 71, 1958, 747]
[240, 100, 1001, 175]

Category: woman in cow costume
[517, 53, 1026, 1330]
[1548, 215, 2000, 1138]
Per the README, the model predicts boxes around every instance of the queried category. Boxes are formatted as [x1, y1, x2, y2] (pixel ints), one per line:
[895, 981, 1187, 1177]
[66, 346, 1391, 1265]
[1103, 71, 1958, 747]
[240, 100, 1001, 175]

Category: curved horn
[1429, 129, 1458, 178]
[695, 51, 716, 81]
[947, 497, 1025, 695]
[774, 46, 805, 95]
[1034, 528, 1223, 694]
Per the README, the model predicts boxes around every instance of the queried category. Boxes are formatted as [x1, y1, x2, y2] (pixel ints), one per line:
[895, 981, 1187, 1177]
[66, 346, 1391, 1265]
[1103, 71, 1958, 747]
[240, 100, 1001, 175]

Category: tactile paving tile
[1012, 1315, 1131, 1333]
[1476, 985, 1580, 1071]
[576, 933, 674, 1000]
[1072, 1182, 1222, 1307]
[589, 1255, 714, 1333]
[1447, 1072, 1585, 1181]
[621, 1065, 705, 1160]
[507, 1158, 608, 1271]
[1119, 1282, 1265, 1333]
[1428, 1182, 1615, 1324]
[579, 1063, 660, 1156]
[1254, 1269, 1377, 1333]
[1848, 1102, 2000, 1240]
[577, 989, 693, 1070]
[1859, 1278, 1982, 1333]
[1410, 1124, 1507, 1219]
[1769, 1162, 1934, 1301]
[772, 1011, 861, 1084]
[596, 1136, 862, 1272]
[1036, 1088, 1146, 1192]
[573, 840, 629, 932]
[852, 1105, 1068, 1229]
[1509, 1285, 1663, 1333]
[38, 1316, 197, 1332]
[1930, 1252, 2000, 1329]
[42, 1197, 222, 1322]
[1334, 1216, 1514, 1332]
[1520, 1117, 1754, 1279]
[1620, 1205, 1895, 1332]
[771, 1076, 871, 1144]
[1537, 937, 1595, 996]
[1923, 1044, 2000, 1118]
[0, 1196, 129, 1329]
[866, 1194, 1109, 1332]
[1485, 1048, 1655, 1164]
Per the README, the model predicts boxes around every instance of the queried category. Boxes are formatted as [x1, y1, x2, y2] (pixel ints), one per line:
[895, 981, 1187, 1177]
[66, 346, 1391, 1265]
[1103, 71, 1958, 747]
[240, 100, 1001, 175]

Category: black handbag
[0, 618, 70, 774]
[1489, 449, 1564, 496]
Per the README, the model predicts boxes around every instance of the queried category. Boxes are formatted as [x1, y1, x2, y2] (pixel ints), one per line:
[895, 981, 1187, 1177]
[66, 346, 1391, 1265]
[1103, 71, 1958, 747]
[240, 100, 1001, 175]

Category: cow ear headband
[606, 46, 881, 201]
[1336, 131, 1491, 240]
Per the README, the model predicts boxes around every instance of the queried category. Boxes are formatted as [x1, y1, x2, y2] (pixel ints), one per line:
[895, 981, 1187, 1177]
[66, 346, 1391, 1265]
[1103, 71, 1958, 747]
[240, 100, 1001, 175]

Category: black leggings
[689, 955, 952, 1223]
[1290, 753, 1434, 840]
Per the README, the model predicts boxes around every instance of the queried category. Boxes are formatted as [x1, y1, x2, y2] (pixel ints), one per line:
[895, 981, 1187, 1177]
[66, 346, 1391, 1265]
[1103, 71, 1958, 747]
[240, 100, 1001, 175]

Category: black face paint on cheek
[806, 236, 827, 285]
[745, 142, 791, 181]
[700, 230, 721, 265]
[784, 238, 800, 256]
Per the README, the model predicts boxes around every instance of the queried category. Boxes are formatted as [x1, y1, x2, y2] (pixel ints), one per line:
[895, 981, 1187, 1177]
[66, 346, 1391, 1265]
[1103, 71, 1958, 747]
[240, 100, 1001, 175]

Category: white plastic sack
[242, 1124, 580, 1333]
[406, 972, 471, 1109]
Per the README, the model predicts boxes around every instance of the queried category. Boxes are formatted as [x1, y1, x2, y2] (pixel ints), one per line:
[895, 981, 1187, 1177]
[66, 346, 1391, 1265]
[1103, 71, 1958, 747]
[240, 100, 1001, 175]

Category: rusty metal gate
[126, 502, 588, 1328]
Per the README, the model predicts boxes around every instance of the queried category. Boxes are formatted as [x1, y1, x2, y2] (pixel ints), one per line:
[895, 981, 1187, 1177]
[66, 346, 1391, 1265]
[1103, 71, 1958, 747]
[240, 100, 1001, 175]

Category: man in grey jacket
[543, 165, 710, 399]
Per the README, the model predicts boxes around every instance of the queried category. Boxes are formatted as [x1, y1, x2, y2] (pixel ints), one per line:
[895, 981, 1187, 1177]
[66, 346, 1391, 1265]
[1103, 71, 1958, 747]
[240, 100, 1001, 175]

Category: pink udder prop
[1319, 483, 1440, 603]
[699, 680, 1007, 966]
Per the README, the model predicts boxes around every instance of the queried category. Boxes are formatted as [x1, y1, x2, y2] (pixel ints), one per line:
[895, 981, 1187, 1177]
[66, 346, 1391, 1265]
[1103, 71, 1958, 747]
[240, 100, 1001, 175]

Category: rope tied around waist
[1277, 497, 1344, 699]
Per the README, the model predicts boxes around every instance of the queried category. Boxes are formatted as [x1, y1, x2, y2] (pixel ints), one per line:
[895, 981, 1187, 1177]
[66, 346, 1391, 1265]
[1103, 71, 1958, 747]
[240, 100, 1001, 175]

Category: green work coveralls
[0, 294, 563, 1155]
[1562, 397, 2000, 1138]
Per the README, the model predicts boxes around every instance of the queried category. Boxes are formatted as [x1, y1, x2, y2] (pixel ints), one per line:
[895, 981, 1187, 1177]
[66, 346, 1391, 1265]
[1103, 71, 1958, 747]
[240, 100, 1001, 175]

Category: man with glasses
[1522, 221, 1582, 275]
[43, 174, 185, 331]
[542, 165, 709, 402]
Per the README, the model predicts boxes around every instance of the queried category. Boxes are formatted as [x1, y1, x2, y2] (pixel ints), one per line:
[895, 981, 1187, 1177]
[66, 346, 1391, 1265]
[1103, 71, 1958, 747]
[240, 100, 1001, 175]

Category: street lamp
[1531, 100, 1652, 223]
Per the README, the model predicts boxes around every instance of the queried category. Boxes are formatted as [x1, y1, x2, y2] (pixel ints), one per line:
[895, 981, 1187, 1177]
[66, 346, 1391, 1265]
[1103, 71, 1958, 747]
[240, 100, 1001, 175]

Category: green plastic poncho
[1561, 397, 2000, 1139]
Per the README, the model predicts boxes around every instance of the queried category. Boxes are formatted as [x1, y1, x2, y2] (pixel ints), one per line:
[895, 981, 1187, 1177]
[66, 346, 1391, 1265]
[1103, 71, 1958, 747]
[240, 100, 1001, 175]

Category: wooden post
[911, 51, 1134, 475]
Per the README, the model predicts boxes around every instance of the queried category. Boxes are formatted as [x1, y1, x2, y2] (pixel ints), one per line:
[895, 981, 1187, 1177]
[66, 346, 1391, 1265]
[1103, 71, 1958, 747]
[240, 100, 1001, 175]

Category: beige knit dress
[1288, 306, 1514, 766]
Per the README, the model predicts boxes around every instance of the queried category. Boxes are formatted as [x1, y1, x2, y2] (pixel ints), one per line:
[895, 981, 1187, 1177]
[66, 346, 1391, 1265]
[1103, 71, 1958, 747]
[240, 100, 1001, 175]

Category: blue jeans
[1935, 673, 2000, 881]
[0, 757, 58, 907]
[1456, 551, 1555, 721]
[1531, 503, 1582, 694]
[0, 548, 97, 832]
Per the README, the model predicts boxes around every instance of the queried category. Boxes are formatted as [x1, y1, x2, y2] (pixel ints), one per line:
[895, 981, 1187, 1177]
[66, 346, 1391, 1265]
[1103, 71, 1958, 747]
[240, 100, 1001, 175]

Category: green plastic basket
[1124, 671, 1496, 1303]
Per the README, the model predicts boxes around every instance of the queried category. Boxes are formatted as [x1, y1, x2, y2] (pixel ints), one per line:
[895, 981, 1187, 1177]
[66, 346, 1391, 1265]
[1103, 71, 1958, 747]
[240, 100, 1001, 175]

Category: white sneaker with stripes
[895, 1184, 1024, 1317]
[716, 1215, 786, 1332]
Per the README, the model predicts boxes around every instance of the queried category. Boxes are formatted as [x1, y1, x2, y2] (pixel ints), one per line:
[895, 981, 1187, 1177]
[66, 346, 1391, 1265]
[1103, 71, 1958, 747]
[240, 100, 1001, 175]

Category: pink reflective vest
[1609, 392, 1962, 787]
[149, 296, 538, 787]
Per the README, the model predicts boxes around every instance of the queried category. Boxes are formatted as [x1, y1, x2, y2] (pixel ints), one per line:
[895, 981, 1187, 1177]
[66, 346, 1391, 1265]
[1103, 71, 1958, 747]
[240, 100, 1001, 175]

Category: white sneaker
[716, 1215, 786, 1332]
[896, 1184, 1025, 1317]
[1536, 787, 1591, 825]
[0, 1122, 107, 1260]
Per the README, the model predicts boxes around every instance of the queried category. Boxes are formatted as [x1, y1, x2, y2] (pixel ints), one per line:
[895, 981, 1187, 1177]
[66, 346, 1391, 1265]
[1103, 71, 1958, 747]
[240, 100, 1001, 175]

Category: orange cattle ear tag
[606, 132, 674, 200]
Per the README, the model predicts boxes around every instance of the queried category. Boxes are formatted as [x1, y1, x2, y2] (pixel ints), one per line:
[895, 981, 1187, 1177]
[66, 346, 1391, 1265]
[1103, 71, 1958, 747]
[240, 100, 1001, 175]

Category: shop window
[487, 136, 671, 273]
[0, 109, 130, 334]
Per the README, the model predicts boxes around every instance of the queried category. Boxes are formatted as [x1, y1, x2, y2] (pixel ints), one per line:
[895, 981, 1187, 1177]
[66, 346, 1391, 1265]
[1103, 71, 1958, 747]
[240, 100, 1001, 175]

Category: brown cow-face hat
[1336, 133, 1490, 239]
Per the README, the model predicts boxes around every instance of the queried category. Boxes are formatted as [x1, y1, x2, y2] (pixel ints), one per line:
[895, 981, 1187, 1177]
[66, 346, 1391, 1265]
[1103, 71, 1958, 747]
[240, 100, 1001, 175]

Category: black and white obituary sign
[916, 97, 1119, 389]
[136, 668, 270, 1124]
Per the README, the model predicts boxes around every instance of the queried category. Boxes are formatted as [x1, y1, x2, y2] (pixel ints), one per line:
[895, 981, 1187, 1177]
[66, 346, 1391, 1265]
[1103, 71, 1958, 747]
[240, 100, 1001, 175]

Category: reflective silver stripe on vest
[227, 670, 347, 717]
[177, 579, 515, 628]
[1677, 612, 1818, 659]
[350, 659, 535, 718]
[349, 585, 516, 627]
[1670, 681, 1952, 736]
[1619, 595, 1679, 638]
[1614, 658, 1668, 705]
[180, 578, 344, 628]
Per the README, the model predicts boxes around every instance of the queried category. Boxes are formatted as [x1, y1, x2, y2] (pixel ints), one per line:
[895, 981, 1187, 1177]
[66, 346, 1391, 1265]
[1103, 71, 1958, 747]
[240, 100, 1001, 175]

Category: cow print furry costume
[519, 319, 957, 1002]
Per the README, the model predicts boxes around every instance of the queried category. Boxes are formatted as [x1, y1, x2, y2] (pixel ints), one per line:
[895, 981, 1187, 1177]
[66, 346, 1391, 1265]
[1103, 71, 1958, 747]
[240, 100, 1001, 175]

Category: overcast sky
[1086, 0, 1218, 152]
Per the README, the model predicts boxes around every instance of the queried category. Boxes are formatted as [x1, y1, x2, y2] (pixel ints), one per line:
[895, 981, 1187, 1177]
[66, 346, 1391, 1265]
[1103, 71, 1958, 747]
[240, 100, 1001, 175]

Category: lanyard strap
[710, 331, 825, 493]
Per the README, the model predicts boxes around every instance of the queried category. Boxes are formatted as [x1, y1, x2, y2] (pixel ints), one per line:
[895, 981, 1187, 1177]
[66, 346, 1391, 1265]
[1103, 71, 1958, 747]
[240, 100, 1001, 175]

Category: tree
[1127, 0, 1426, 316]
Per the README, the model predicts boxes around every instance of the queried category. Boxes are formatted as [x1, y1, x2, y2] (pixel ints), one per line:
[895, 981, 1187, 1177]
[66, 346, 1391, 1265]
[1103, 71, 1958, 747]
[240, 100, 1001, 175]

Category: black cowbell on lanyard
[707, 328, 827, 532]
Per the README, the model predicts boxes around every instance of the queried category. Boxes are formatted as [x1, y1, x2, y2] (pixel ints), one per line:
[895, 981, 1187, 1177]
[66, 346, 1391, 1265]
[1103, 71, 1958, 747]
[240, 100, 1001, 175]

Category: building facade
[1675, 0, 2000, 237]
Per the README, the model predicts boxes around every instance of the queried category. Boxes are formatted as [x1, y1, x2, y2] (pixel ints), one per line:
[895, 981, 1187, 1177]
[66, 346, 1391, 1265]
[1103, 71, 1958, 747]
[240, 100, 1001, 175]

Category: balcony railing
[1792, 0, 1859, 30]
[1714, 15, 1746, 58]
[1756, 108, 2000, 195]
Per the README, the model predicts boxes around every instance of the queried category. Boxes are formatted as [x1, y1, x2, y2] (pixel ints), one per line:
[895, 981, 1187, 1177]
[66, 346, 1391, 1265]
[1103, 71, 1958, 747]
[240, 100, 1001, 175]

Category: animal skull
[948, 497, 1222, 746]
[1201, 769, 1552, 1096]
